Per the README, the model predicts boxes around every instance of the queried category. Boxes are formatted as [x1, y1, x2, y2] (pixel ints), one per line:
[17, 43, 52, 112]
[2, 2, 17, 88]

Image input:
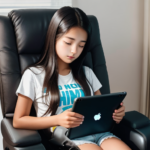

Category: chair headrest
[8, 9, 58, 54]
[8, 9, 102, 56]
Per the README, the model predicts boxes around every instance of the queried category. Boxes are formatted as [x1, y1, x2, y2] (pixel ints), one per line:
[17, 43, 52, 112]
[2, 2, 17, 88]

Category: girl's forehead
[63, 27, 88, 41]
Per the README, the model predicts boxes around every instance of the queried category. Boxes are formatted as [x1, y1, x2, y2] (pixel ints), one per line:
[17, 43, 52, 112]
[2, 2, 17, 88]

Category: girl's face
[55, 26, 88, 65]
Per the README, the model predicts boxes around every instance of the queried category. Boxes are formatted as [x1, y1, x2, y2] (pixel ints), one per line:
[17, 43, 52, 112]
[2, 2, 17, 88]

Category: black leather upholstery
[1, 118, 42, 147]
[122, 111, 150, 129]
[0, 8, 150, 150]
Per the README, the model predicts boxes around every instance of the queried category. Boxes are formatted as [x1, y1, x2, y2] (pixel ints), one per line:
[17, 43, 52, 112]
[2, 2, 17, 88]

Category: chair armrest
[112, 111, 150, 150]
[122, 111, 149, 129]
[1, 117, 42, 147]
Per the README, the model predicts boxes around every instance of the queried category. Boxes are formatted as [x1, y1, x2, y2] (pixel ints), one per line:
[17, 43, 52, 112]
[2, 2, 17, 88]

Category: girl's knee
[100, 137, 131, 150]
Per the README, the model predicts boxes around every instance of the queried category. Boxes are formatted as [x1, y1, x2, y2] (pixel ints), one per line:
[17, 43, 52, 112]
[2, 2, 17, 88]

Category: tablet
[66, 92, 127, 139]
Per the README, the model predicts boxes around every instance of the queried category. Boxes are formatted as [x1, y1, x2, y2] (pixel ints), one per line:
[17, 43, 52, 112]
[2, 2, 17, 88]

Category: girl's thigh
[78, 143, 103, 150]
[100, 137, 132, 150]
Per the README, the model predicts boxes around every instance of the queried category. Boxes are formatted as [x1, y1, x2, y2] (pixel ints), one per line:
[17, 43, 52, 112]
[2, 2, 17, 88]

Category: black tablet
[66, 92, 127, 139]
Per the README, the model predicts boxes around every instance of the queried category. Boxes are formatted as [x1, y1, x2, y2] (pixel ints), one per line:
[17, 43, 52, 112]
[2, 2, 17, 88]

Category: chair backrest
[0, 8, 110, 118]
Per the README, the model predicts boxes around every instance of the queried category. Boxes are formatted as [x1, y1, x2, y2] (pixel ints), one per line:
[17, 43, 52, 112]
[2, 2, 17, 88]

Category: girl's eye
[65, 42, 71, 45]
[79, 46, 84, 48]
[64, 42, 84, 48]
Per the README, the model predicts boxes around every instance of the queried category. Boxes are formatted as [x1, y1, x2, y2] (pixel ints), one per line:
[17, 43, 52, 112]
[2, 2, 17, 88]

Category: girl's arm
[13, 93, 59, 130]
[13, 93, 83, 130]
[94, 89, 101, 95]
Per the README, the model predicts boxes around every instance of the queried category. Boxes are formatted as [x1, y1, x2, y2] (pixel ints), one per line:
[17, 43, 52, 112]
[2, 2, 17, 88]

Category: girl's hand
[112, 102, 125, 124]
[57, 108, 84, 128]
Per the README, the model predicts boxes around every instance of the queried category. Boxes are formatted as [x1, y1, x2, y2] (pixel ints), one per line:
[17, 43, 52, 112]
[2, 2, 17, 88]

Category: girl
[13, 6, 131, 150]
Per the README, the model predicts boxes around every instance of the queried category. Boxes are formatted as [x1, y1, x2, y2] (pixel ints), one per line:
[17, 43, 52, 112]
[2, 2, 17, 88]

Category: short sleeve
[84, 66, 102, 92]
[16, 69, 35, 101]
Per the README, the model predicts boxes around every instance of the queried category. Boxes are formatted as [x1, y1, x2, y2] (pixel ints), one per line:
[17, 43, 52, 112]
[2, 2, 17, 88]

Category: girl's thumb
[67, 108, 72, 111]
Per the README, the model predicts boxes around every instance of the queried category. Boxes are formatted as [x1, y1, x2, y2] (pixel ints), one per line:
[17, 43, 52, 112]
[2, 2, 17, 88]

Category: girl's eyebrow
[65, 36, 86, 43]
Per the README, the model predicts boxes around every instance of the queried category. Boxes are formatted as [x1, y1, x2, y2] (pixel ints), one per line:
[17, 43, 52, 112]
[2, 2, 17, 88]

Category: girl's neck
[57, 61, 71, 76]
[58, 65, 71, 75]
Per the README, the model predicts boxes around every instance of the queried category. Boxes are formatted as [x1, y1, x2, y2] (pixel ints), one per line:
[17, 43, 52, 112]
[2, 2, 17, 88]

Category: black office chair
[0, 8, 150, 150]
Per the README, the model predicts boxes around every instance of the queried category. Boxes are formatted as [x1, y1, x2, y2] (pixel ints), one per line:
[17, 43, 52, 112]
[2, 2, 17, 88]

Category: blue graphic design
[43, 83, 85, 112]
[70, 89, 81, 104]
[62, 105, 73, 111]
[70, 84, 78, 88]
[65, 90, 70, 105]
[44, 87, 47, 93]
[58, 85, 62, 90]
[59, 91, 66, 106]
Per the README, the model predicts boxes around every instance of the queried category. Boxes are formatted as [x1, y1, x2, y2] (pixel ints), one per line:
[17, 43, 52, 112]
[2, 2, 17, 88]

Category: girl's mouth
[67, 56, 74, 59]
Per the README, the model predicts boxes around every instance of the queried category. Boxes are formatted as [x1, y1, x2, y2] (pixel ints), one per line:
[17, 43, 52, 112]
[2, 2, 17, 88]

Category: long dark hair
[22, 6, 93, 116]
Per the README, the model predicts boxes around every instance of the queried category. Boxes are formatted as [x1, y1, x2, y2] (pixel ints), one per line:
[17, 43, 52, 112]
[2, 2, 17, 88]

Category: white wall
[0, 0, 144, 149]
[72, 0, 144, 112]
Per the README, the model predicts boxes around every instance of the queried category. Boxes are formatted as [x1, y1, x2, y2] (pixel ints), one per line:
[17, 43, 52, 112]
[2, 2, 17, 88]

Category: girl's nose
[71, 46, 77, 54]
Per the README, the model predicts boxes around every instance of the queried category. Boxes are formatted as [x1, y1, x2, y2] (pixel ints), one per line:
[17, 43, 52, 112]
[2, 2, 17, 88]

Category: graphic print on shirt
[44, 83, 85, 112]
[44, 83, 85, 132]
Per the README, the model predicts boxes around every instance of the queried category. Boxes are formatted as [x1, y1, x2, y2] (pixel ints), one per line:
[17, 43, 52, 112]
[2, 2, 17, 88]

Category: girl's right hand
[57, 108, 84, 128]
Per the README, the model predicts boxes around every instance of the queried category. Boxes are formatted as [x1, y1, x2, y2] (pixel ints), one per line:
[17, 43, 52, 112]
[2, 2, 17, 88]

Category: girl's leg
[100, 137, 131, 150]
[78, 143, 103, 150]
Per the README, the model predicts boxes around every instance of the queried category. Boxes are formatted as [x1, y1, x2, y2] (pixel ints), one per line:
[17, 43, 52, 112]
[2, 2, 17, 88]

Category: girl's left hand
[112, 102, 125, 124]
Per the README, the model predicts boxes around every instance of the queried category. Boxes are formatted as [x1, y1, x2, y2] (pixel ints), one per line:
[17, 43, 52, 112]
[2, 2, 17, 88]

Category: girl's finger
[67, 116, 84, 122]
[115, 105, 125, 113]
[66, 108, 72, 112]
[113, 118, 121, 122]
[68, 121, 83, 125]
[69, 112, 84, 119]
[120, 102, 124, 105]
[66, 124, 81, 129]
[66, 121, 83, 128]
[117, 106, 124, 112]
[113, 116, 122, 120]
[113, 111, 125, 117]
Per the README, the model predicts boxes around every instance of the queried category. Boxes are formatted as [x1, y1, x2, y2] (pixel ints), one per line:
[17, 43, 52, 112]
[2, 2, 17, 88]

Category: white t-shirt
[16, 65, 102, 131]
